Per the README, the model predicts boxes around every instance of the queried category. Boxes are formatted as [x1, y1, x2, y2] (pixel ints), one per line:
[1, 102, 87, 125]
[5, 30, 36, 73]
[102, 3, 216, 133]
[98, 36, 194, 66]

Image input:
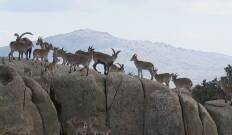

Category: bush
[192, 64, 232, 104]
[192, 78, 223, 104]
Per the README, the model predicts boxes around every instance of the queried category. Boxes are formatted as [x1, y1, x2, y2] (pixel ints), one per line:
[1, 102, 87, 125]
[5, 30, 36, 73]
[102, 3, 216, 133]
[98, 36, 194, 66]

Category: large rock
[142, 79, 186, 135]
[205, 100, 232, 135]
[52, 71, 106, 134]
[106, 73, 144, 135]
[0, 65, 60, 135]
[198, 104, 218, 135]
[0, 61, 223, 135]
[179, 94, 218, 135]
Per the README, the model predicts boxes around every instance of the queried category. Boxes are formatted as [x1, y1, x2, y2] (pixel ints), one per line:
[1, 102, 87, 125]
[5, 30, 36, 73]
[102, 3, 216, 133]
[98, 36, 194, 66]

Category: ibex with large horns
[8, 32, 33, 61]
[92, 48, 121, 75]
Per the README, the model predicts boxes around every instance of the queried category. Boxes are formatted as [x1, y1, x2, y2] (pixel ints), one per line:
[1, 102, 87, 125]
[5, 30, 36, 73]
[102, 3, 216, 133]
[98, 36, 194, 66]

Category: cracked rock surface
[0, 60, 230, 135]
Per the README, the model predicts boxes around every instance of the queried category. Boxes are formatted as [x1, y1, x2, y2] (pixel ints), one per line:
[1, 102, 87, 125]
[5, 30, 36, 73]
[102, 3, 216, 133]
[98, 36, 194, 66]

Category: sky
[0, 0, 232, 55]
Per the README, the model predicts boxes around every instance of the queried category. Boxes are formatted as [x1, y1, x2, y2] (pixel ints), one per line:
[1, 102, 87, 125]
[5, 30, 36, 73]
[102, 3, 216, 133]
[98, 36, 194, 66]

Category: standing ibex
[130, 54, 154, 80]
[217, 77, 232, 105]
[8, 32, 33, 61]
[14, 32, 33, 59]
[172, 73, 193, 93]
[92, 48, 121, 75]
[66, 46, 94, 75]
[56, 48, 69, 65]
[109, 63, 125, 72]
[9, 41, 32, 62]
[153, 69, 172, 87]
[33, 44, 54, 62]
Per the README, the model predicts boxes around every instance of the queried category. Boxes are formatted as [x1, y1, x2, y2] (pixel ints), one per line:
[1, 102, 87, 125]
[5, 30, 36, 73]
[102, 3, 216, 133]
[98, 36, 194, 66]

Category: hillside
[1, 29, 232, 84]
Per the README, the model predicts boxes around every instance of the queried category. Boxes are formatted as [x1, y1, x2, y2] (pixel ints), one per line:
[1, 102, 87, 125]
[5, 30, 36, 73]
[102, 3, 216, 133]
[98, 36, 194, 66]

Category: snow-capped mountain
[1, 29, 231, 84]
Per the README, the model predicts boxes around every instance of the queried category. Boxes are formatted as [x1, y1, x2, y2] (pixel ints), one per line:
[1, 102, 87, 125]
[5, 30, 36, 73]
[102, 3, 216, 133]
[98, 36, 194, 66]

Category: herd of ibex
[5, 32, 198, 90]
[5, 32, 232, 105]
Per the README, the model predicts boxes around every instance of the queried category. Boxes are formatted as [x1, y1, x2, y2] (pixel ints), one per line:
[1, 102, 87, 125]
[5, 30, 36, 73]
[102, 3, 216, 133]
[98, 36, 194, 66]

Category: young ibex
[36, 37, 50, 49]
[66, 46, 94, 75]
[14, 32, 33, 59]
[130, 54, 154, 80]
[153, 69, 172, 87]
[217, 77, 232, 105]
[109, 63, 125, 72]
[33, 44, 53, 62]
[92, 48, 121, 75]
[172, 73, 193, 93]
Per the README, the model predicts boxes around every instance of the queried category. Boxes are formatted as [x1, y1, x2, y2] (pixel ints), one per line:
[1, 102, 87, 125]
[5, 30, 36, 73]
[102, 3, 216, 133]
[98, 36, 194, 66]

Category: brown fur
[130, 54, 154, 80]
[153, 69, 172, 87]
[33, 44, 53, 62]
[92, 48, 120, 75]
[172, 74, 193, 91]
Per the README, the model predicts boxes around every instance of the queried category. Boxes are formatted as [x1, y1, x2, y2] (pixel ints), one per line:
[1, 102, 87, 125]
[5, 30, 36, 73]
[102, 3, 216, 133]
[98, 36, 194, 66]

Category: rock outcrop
[0, 65, 60, 135]
[205, 100, 232, 135]
[0, 61, 229, 135]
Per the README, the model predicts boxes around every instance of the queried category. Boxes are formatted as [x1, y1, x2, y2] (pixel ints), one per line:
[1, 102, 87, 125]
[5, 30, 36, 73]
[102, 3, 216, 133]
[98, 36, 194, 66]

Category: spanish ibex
[56, 48, 69, 65]
[14, 32, 33, 59]
[9, 32, 33, 61]
[109, 63, 125, 72]
[172, 73, 193, 93]
[92, 48, 121, 75]
[66, 46, 94, 75]
[130, 54, 154, 80]
[217, 77, 232, 105]
[153, 69, 172, 87]
[33, 43, 53, 62]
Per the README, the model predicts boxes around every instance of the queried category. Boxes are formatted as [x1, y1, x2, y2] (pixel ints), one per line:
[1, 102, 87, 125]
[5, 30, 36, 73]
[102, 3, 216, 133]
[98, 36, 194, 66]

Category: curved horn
[18, 32, 33, 40]
[116, 50, 121, 55]
[111, 48, 116, 54]
[115, 63, 122, 67]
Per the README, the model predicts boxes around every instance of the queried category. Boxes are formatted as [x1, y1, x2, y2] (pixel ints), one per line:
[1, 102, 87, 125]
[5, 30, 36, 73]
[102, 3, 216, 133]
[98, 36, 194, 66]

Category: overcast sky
[0, 0, 232, 55]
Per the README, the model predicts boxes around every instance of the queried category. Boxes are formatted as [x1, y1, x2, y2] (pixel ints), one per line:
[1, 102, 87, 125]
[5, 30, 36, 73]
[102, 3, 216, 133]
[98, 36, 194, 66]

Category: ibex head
[130, 54, 137, 61]
[36, 36, 43, 45]
[116, 63, 125, 72]
[88, 46, 95, 52]
[153, 68, 158, 75]
[172, 73, 178, 79]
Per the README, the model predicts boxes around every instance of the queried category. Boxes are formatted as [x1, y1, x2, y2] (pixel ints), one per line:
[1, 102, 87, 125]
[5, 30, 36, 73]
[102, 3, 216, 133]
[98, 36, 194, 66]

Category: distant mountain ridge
[0, 29, 231, 84]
